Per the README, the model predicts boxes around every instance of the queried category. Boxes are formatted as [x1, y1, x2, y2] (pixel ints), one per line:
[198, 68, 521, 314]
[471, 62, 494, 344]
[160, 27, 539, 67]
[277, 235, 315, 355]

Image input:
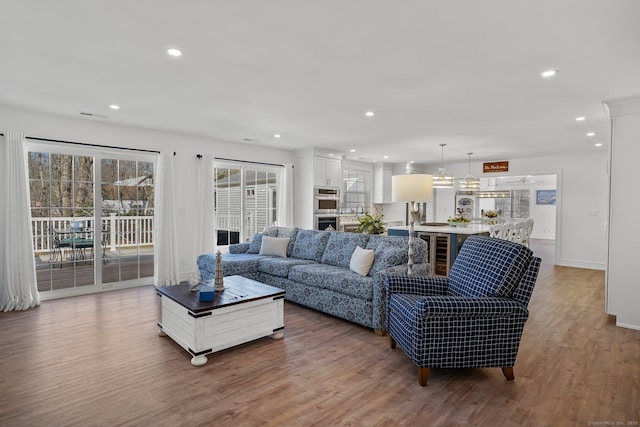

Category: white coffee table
[156, 275, 285, 366]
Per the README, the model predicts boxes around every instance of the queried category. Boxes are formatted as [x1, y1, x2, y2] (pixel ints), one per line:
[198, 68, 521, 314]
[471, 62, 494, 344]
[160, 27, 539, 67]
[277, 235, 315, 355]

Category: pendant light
[458, 152, 481, 191]
[432, 143, 454, 188]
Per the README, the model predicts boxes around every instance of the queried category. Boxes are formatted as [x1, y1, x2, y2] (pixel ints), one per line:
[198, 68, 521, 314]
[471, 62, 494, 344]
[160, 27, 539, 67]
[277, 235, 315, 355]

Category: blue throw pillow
[368, 240, 409, 276]
[247, 228, 278, 254]
[291, 229, 330, 262]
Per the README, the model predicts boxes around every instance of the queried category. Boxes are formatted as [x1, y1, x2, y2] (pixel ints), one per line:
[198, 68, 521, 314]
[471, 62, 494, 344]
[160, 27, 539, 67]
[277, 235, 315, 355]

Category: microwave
[314, 187, 340, 214]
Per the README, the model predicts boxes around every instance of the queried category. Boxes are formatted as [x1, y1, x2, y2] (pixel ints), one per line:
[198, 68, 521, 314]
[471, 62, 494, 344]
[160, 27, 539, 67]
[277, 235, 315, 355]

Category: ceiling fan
[505, 176, 542, 184]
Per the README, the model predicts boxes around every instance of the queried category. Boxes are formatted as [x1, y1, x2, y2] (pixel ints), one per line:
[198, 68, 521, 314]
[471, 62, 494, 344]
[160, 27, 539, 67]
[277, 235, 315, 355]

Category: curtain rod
[0, 133, 161, 154]
[213, 156, 284, 168]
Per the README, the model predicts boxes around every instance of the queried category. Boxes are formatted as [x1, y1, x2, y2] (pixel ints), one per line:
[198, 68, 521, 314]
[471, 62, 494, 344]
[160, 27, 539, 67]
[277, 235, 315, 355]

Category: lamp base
[407, 203, 421, 276]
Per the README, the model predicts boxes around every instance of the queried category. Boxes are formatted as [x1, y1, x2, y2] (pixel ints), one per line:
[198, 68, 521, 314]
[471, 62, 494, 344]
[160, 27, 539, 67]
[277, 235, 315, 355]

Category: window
[496, 190, 530, 218]
[214, 161, 279, 246]
[341, 168, 371, 214]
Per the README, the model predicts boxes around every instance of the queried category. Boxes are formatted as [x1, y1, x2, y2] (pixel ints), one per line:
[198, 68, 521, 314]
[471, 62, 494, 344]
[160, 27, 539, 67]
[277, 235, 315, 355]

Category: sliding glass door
[100, 158, 155, 285]
[29, 152, 96, 291]
[28, 142, 156, 298]
[214, 161, 278, 248]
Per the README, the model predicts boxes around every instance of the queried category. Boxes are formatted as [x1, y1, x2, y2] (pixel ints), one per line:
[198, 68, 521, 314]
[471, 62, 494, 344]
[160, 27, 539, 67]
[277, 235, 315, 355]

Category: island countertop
[388, 224, 491, 235]
[387, 223, 491, 276]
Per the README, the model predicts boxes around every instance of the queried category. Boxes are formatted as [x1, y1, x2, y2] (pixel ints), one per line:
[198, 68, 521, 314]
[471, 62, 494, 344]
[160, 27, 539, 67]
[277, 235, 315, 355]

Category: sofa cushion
[197, 253, 263, 281]
[369, 240, 409, 276]
[449, 236, 533, 298]
[258, 236, 289, 257]
[365, 234, 386, 252]
[247, 228, 279, 254]
[366, 235, 427, 267]
[291, 229, 330, 262]
[321, 232, 369, 269]
[228, 242, 250, 254]
[258, 257, 316, 278]
[350, 246, 375, 276]
[289, 263, 374, 300]
[276, 227, 299, 257]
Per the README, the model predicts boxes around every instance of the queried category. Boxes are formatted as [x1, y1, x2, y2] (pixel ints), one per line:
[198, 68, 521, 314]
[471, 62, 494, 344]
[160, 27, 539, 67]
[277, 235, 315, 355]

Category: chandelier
[458, 152, 481, 191]
[432, 144, 454, 188]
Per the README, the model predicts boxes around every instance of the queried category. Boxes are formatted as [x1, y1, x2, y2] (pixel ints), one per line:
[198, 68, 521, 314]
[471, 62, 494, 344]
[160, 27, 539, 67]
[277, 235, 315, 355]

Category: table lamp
[392, 173, 434, 275]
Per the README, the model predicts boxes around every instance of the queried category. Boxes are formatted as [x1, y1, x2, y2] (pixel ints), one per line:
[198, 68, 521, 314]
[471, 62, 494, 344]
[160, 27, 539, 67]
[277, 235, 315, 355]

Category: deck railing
[33, 214, 257, 253]
[32, 215, 154, 254]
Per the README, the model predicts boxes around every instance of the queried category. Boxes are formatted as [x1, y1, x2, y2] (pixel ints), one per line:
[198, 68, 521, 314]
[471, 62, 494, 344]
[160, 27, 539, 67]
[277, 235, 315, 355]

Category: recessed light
[576, 116, 586, 121]
[350, 149, 356, 153]
[274, 134, 281, 138]
[383, 155, 388, 159]
[365, 111, 375, 117]
[167, 48, 182, 57]
[587, 132, 595, 137]
[541, 69, 557, 78]
[410, 161, 415, 164]
[109, 104, 120, 110]
[595, 143, 603, 147]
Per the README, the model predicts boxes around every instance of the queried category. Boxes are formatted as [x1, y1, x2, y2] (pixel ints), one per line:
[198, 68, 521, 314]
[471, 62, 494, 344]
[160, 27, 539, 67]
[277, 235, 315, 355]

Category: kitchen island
[388, 224, 491, 276]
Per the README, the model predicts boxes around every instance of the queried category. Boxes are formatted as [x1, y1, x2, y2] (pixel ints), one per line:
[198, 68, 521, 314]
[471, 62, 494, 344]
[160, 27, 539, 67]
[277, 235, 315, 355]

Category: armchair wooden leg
[502, 367, 515, 381]
[374, 329, 386, 336]
[418, 367, 430, 386]
[390, 336, 396, 349]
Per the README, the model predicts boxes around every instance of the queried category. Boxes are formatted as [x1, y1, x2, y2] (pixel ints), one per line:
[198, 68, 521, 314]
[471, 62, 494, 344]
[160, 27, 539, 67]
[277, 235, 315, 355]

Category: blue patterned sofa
[197, 227, 430, 333]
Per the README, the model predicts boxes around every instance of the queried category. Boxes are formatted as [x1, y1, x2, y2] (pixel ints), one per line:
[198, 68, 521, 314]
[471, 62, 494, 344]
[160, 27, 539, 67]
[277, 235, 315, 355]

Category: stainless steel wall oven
[314, 187, 340, 214]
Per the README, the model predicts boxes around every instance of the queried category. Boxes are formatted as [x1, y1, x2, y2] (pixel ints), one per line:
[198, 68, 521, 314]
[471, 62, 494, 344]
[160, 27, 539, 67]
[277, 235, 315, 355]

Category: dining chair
[488, 224, 504, 239]
[522, 219, 535, 247]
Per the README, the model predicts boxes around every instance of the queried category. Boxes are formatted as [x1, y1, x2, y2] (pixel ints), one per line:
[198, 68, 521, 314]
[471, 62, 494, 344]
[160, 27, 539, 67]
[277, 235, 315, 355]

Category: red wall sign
[483, 161, 509, 173]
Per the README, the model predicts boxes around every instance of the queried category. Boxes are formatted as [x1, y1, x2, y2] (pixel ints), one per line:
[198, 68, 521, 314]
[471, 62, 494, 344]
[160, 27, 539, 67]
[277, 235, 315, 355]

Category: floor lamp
[392, 174, 433, 275]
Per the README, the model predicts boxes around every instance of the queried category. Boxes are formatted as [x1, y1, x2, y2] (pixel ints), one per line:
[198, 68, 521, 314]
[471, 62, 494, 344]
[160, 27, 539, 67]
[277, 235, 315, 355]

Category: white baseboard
[556, 258, 606, 270]
[616, 320, 640, 331]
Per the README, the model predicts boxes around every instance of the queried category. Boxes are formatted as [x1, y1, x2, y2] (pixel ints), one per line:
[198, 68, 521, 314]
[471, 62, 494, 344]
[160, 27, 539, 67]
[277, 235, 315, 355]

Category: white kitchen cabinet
[314, 156, 341, 187]
[373, 163, 393, 203]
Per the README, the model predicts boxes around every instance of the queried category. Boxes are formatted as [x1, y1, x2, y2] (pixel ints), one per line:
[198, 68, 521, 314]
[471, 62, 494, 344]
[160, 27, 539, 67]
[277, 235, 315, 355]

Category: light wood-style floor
[1, 240, 638, 426]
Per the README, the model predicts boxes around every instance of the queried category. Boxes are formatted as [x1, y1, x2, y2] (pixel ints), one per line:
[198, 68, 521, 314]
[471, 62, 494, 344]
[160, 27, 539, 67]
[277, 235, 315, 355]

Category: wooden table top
[156, 275, 285, 313]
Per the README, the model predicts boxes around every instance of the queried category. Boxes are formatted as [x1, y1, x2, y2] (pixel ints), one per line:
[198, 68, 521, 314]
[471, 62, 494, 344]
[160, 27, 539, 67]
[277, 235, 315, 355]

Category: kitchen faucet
[355, 204, 365, 215]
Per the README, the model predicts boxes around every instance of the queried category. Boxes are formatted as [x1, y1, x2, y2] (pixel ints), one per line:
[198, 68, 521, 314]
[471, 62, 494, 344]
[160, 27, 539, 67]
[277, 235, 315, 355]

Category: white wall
[528, 187, 557, 239]
[0, 104, 294, 280]
[604, 95, 640, 330]
[382, 150, 608, 270]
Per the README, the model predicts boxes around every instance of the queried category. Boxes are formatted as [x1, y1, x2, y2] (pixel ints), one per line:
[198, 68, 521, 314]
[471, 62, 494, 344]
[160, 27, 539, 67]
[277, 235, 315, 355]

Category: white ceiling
[2, 0, 639, 164]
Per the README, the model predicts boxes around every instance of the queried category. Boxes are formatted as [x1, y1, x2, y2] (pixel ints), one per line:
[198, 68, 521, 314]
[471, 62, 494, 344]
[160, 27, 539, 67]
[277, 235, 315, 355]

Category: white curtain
[0, 131, 40, 311]
[195, 154, 215, 255]
[154, 150, 180, 286]
[276, 163, 294, 227]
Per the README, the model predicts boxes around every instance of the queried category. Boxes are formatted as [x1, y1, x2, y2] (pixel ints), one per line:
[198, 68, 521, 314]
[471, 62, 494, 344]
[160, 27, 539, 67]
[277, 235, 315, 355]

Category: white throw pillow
[259, 236, 289, 257]
[350, 246, 375, 276]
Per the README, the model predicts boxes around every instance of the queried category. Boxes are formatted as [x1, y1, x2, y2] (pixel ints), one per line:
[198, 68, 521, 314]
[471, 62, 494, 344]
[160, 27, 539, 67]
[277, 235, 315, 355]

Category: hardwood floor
[1, 240, 638, 426]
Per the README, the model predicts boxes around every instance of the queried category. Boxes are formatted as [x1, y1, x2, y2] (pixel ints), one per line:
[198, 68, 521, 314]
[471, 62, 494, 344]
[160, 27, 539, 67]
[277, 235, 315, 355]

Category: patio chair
[48, 227, 71, 267]
[384, 235, 541, 386]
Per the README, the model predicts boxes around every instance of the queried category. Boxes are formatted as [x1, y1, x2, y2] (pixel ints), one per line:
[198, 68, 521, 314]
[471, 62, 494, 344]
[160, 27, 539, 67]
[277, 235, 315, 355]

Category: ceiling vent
[79, 112, 108, 119]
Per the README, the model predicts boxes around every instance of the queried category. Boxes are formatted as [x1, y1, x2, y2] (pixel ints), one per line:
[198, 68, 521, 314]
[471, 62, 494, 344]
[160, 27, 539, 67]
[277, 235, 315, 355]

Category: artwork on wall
[536, 190, 556, 205]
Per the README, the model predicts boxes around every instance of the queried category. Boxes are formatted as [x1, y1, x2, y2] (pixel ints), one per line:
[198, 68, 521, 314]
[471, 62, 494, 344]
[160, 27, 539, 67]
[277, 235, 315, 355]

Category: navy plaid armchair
[384, 235, 541, 386]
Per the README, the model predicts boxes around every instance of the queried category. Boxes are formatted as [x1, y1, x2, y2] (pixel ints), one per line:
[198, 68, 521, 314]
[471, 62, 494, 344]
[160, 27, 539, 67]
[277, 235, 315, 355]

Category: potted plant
[484, 210, 500, 225]
[356, 213, 387, 234]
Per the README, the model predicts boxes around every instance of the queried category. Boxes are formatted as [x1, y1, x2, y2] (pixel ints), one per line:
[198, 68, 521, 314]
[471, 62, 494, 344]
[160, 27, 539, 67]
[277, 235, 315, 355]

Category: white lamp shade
[392, 174, 433, 203]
